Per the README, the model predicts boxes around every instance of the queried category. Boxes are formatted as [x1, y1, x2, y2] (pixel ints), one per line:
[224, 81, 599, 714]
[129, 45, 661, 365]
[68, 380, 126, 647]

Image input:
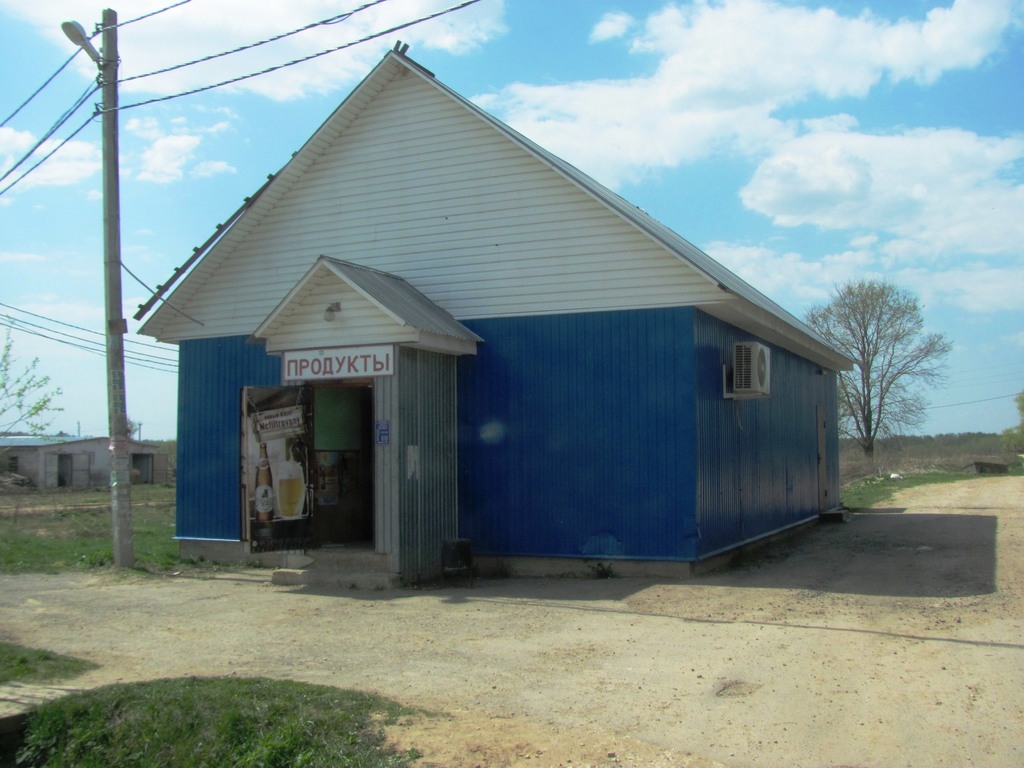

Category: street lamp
[63, 8, 134, 568]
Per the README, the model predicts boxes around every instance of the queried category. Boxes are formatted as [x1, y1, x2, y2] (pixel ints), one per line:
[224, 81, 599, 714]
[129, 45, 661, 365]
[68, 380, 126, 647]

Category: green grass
[0, 484, 179, 574]
[16, 677, 421, 768]
[841, 471, 991, 510]
[0, 641, 97, 684]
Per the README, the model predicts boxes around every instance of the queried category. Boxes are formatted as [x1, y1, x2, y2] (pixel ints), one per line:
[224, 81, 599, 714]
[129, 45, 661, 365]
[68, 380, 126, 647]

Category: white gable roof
[138, 51, 851, 371]
[253, 257, 481, 356]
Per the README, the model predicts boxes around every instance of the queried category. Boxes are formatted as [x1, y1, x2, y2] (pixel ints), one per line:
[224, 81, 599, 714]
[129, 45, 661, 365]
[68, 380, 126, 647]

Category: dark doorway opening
[57, 454, 73, 487]
[312, 385, 374, 544]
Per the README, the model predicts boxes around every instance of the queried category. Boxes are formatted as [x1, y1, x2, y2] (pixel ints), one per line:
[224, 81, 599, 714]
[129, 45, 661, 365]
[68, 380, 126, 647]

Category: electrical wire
[0, 318, 178, 374]
[0, 314, 177, 367]
[926, 393, 1021, 410]
[115, 0, 193, 29]
[116, 0, 484, 112]
[0, 302, 176, 353]
[0, 1, 194, 190]
[1, 50, 82, 128]
[0, 112, 97, 199]
[0, 113, 98, 199]
[0, 81, 99, 187]
[120, 0, 392, 85]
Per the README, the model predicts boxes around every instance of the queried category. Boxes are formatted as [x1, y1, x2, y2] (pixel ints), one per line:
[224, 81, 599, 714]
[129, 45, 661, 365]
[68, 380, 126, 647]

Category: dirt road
[2, 477, 1022, 767]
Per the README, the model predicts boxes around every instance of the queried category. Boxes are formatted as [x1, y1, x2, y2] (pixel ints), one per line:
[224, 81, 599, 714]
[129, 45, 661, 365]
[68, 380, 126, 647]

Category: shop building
[138, 50, 853, 582]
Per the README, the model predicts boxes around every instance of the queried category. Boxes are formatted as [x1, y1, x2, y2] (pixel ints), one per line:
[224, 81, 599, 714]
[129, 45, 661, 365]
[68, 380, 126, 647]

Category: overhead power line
[121, 0, 391, 85]
[0, 82, 99, 189]
[116, 0, 484, 111]
[0, 113, 97, 198]
[0, 302, 176, 353]
[0, 0, 194, 196]
[1, 316, 177, 374]
[0, 0, 192, 128]
[115, 0, 193, 29]
[1, 312, 177, 365]
[0, 50, 82, 128]
[926, 392, 1021, 410]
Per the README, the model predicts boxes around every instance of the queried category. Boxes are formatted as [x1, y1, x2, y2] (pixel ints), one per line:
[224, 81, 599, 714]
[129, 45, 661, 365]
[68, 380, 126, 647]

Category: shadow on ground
[700, 511, 997, 598]
[285, 510, 997, 603]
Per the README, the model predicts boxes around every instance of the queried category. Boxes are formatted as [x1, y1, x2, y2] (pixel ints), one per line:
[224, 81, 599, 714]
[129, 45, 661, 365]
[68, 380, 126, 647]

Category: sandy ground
[1, 476, 1022, 768]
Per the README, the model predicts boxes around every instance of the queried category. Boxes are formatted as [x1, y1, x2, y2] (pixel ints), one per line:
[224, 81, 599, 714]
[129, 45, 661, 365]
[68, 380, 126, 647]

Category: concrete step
[270, 544, 399, 589]
[271, 568, 400, 590]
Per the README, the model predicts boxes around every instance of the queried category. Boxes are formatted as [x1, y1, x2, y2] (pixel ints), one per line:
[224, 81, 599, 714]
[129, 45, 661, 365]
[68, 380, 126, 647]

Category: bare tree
[1002, 392, 1024, 454]
[1, 329, 62, 436]
[806, 280, 951, 458]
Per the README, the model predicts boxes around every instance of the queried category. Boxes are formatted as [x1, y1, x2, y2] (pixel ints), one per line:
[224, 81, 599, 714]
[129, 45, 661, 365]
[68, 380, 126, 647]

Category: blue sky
[1, 0, 1021, 441]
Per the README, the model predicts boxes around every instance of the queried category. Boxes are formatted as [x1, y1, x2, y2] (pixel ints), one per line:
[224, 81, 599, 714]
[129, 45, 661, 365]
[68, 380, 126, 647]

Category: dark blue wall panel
[693, 311, 840, 556]
[177, 336, 279, 540]
[457, 307, 700, 561]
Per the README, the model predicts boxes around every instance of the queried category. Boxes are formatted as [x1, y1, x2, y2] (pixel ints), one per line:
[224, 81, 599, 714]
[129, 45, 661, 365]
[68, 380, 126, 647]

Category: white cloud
[0, 251, 46, 263]
[477, 0, 1021, 187]
[137, 135, 202, 183]
[895, 265, 1024, 314]
[191, 160, 236, 178]
[741, 127, 1024, 259]
[590, 12, 635, 42]
[706, 237, 1024, 318]
[1, 126, 35, 164]
[705, 239, 879, 308]
[125, 117, 164, 142]
[1, 125, 101, 191]
[126, 115, 236, 183]
[7, 0, 506, 102]
[19, 140, 100, 189]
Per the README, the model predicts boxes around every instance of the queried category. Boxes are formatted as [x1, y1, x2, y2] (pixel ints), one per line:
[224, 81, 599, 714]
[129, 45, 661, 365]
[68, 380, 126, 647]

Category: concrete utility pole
[63, 8, 134, 568]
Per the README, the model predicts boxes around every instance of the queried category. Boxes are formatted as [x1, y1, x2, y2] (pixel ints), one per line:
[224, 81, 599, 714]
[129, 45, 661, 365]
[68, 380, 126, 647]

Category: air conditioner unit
[733, 342, 771, 396]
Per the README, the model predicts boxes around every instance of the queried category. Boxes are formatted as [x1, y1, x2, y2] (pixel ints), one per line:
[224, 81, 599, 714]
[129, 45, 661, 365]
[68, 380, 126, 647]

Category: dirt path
[2, 477, 1022, 767]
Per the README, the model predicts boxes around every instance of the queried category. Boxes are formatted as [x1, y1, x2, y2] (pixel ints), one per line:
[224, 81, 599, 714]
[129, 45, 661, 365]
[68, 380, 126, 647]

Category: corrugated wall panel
[176, 336, 279, 540]
[374, 372, 400, 570]
[693, 311, 840, 557]
[457, 307, 700, 561]
[397, 348, 459, 581]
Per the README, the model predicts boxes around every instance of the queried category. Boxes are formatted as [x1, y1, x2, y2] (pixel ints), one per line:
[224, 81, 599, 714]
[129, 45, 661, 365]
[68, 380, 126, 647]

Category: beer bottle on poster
[254, 442, 274, 521]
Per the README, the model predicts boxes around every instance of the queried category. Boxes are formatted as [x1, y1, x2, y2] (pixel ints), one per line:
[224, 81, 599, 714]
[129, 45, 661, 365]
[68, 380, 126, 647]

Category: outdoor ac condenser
[733, 342, 771, 396]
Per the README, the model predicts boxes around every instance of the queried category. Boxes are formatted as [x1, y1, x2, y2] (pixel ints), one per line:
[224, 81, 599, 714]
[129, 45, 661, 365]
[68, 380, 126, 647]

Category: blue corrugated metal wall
[693, 310, 839, 557]
[457, 307, 701, 561]
[177, 336, 279, 540]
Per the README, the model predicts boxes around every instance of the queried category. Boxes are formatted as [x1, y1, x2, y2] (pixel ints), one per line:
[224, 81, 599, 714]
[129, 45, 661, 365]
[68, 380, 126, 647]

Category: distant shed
[0, 436, 169, 488]
[964, 461, 1009, 475]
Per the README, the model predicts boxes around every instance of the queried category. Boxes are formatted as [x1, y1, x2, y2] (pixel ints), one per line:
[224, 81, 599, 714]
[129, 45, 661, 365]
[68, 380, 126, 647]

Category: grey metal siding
[374, 372, 400, 569]
[177, 336, 279, 540]
[694, 310, 839, 557]
[396, 347, 459, 581]
[457, 308, 700, 561]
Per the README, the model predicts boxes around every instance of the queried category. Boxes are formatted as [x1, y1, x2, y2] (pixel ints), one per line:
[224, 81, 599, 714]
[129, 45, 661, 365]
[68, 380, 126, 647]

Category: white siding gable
[254, 257, 480, 356]
[146, 60, 725, 343]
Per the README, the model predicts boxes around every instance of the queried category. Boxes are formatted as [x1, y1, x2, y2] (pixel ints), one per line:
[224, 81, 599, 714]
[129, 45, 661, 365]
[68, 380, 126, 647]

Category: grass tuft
[841, 470, 991, 510]
[0, 485, 179, 574]
[0, 641, 97, 684]
[17, 677, 421, 768]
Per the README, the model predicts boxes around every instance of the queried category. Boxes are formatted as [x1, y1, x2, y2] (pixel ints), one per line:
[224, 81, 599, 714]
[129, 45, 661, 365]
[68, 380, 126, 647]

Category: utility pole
[63, 9, 134, 568]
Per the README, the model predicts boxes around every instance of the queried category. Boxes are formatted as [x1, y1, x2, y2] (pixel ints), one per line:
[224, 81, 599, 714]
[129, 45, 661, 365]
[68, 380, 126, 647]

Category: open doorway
[312, 386, 374, 544]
